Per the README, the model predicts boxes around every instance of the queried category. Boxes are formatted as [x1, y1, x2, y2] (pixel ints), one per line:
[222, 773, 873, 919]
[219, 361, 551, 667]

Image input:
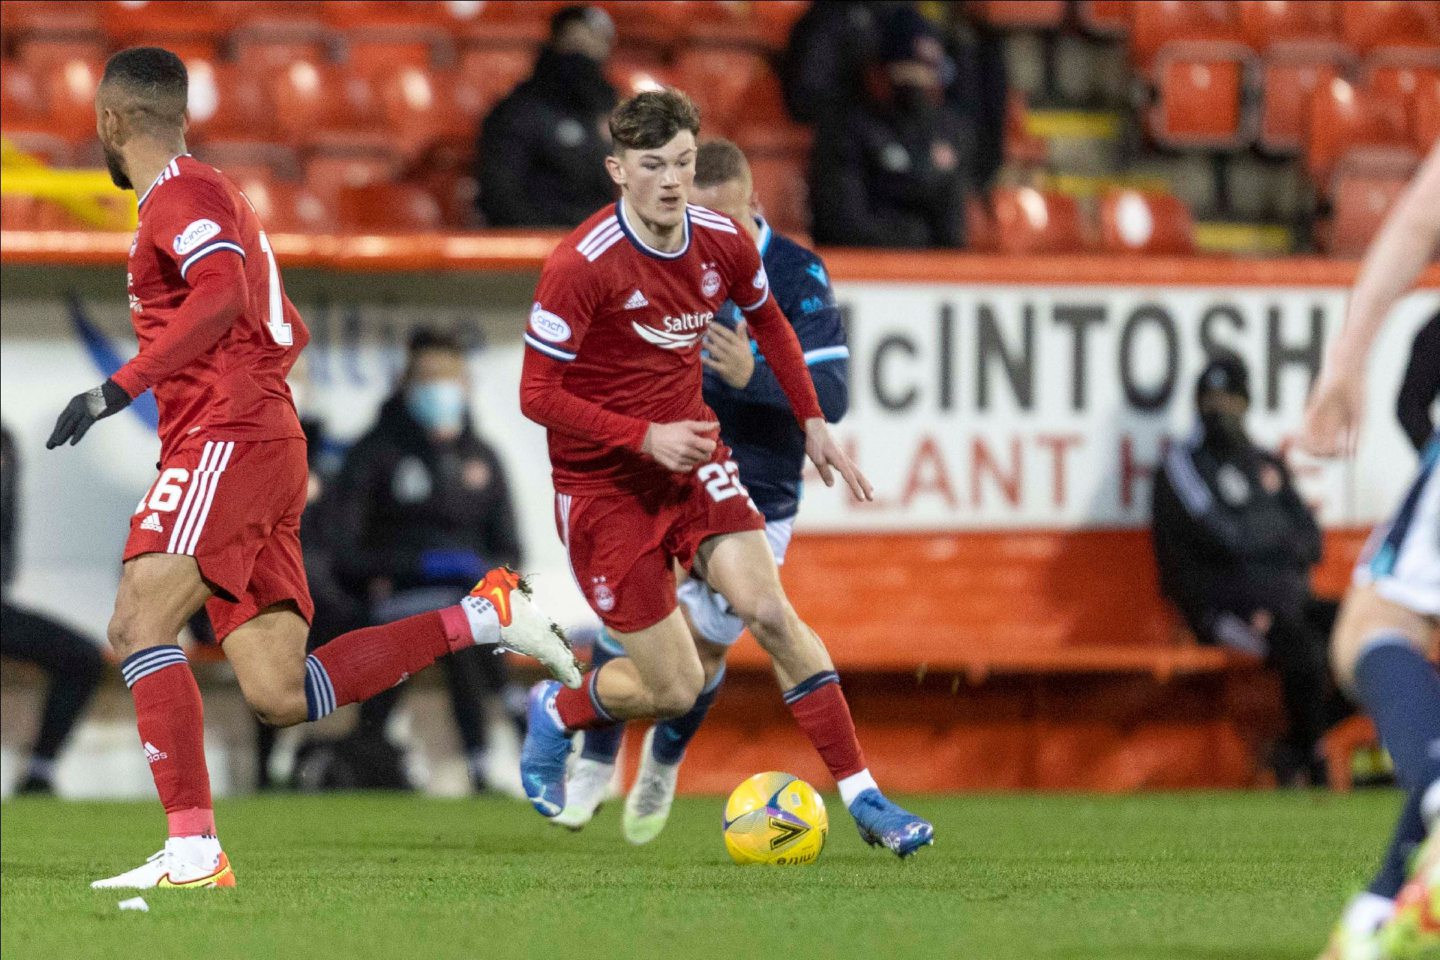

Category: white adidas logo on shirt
[143, 741, 168, 764]
[624, 289, 650, 310]
[140, 512, 164, 533]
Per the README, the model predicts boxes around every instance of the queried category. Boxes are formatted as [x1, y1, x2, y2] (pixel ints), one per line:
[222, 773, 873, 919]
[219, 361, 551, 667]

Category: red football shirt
[112, 154, 308, 459]
[520, 199, 823, 496]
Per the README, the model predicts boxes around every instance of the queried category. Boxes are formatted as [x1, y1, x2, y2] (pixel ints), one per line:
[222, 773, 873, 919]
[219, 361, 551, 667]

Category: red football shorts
[556, 446, 766, 633]
[124, 437, 314, 640]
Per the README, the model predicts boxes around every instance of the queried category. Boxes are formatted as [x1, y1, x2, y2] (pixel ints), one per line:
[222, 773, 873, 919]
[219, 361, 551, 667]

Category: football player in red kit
[47, 47, 581, 890]
[517, 89, 933, 856]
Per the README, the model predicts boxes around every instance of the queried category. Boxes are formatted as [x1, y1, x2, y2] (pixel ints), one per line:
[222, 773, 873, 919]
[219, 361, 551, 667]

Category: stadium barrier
[2, 232, 1436, 793]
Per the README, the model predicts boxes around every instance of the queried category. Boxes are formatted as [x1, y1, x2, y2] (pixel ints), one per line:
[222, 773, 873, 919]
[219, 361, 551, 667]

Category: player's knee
[650, 666, 704, 718]
[105, 608, 145, 658]
[243, 679, 307, 728]
[739, 590, 796, 649]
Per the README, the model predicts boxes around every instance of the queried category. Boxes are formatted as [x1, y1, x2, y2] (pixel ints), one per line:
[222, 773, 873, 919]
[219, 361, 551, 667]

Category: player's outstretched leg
[302, 568, 581, 725]
[93, 554, 233, 890]
[701, 531, 933, 858]
[554, 630, 626, 830]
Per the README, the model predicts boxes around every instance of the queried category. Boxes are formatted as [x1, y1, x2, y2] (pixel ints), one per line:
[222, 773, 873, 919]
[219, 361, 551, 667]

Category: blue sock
[1369, 788, 1426, 899]
[652, 665, 725, 765]
[579, 630, 624, 764]
[1353, 637, 1440, 794]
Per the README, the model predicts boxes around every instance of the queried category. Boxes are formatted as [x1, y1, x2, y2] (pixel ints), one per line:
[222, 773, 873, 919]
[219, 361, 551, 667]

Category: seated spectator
[476, 5, 618, 227]
[326, 329, 527, 793]
[809, 8, 971, 249]
[780, 1, 888, 126]
[1, 424, 105, 795]
[1152, 355, 1336, 786]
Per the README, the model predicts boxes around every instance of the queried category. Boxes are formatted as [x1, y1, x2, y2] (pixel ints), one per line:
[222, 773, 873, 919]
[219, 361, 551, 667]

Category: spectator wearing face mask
[1151, 353, 1339, 786]
[326, 328, 527, 792]
[809, 7, 973, 248]
[476, 4, 619, 227]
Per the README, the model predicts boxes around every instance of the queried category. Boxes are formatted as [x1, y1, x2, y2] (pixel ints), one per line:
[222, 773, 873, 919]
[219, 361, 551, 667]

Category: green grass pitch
[0, 790, 1398, 960]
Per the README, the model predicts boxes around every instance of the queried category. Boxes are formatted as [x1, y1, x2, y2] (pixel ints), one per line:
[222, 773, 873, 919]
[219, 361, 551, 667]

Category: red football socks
[307, 610, 470, 718]
[785, 672, 867, 781]
[554, 670, 616, 731]
[120, 646, 214, 837]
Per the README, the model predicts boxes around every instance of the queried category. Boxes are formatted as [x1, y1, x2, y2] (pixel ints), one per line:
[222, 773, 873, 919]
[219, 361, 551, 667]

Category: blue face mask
[406, 381, 466, 435]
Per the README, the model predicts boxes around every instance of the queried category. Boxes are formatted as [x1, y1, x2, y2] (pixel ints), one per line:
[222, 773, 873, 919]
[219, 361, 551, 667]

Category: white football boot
[467, 568, 583, 688]
[622, 727, 680, 845]
[553, 754, 617, 831]
[91, 837, 235, 889]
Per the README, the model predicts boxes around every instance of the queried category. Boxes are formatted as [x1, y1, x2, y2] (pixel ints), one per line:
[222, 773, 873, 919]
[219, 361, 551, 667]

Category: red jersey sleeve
[724, 234, 823, 425]
[519, 248, 650, 451]
[111, 178, 249, 398]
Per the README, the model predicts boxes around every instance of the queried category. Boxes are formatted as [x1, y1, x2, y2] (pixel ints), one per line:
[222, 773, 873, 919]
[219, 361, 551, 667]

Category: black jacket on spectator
[327, 396, 521, 593]
[1398, 311, 1440, 452]
[1151, 426, 1322, 639]
[780, 1, 886, 125]
[476, 47, 617, 227]
[2, 425, 16, 590]
[810, 97, 971, 248]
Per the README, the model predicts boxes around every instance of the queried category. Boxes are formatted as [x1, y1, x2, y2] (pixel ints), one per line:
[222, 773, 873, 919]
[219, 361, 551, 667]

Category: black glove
[46, 379, 132, 449]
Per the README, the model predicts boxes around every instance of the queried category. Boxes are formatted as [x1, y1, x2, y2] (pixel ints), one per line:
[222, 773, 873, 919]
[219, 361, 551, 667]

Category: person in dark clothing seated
[1, 424, 105, 795]
[1152, 355, 1339, 786]
[809, 8, 972, 249]
[476, 5, 618, 228]
[327, 329, 527, 792]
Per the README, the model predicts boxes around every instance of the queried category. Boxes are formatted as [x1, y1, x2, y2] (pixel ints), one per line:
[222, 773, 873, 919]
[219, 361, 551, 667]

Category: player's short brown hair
[609, 89, 701, 154]
[694, 139, 750, 188]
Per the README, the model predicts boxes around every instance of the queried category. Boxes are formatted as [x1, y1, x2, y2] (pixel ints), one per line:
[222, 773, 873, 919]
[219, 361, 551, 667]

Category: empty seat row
[975, 186, 1197, 256]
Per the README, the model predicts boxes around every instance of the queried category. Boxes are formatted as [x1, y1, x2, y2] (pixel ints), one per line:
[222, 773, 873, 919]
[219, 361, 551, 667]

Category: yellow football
[722, 772, 828, 866]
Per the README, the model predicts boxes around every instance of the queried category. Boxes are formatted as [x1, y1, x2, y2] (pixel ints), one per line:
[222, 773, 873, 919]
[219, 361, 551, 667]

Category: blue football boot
[520, 681, 572, 817]
[849, 789, 934, 858]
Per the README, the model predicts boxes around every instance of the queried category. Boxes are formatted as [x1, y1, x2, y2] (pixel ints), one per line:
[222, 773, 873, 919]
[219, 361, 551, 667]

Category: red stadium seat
[746, 152, 809, 237]
[195, 141, 302, 182]
[268, 60, 383, 149]
[183, 60, 278, 144]
[0, 58, 45, 124]
[320, 1, 447, 28]
[230, 18, 333, 71]
[1324, 163, 1414, 256]
[1076, 0, 1131, 38]
[443, 1, 552, 47]
[13, 34, 107, 71]
[968, 1, 1068, 30]
[341, 24, 455, 76]
[373, 66, 475, 162]
[1130, 0, 1244, 70]
[726, 71, 792, 138]
[591, 1, 686, 52]
[991, 187, 1088, 255]
[1, 128, 76, 167]
[213, 1, 326, 28]
[1099, 189, 1195, 255]
[750, 0, 810, 49]
[673, 47, 770, 136]
[1339, 0, 1440, 53]
[334, 181, 444, 232]
[1005, 91, 1049, 166]
[455, 45, 537, 120]
[33, 56, 103, 145]
[1237, 0, 1340, 49]
[231, 175, 334, 233]
[964, 194, 999, 253]
[303, 151, 401, 202]
[607, 57, 674, 98]
[1257, 45, 1353, 154]
[678, 1, 766, 49]
[1306, 77, 1415, 185]
[1149, 44, 1255, 148]
[1, 1, 100, 36]
[98, 1, 225, 46]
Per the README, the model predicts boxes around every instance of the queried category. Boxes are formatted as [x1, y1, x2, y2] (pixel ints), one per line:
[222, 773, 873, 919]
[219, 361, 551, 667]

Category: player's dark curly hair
[101, 47, 188, 132]
[609, 89, 701, 154]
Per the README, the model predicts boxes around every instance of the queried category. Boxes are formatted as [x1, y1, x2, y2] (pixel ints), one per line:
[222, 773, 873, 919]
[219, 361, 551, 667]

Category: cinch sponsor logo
[529, 305, 572, 344]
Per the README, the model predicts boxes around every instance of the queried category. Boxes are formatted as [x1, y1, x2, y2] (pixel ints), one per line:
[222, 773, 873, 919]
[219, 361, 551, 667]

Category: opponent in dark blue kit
[556, 139, 850, 841]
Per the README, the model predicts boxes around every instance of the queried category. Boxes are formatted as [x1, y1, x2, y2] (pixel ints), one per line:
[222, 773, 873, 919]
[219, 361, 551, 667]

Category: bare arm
[1302, 142, 1440, 457]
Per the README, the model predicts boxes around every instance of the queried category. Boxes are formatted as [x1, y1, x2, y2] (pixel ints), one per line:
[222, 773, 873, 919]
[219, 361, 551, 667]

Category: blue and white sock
[651, 664, 726, 766]
[579, 630, 624, 763]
